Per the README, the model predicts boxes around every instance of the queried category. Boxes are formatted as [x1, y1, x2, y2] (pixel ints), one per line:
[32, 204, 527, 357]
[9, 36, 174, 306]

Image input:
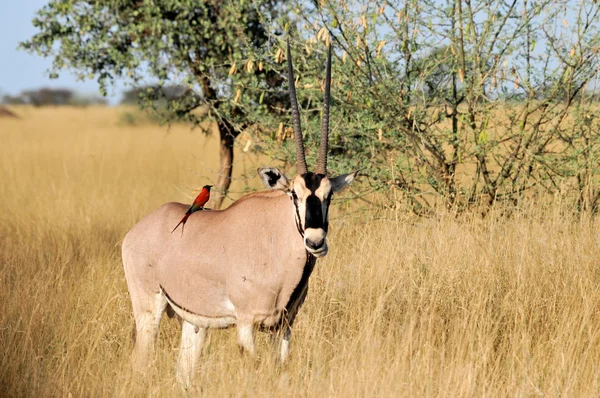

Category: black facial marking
[305, 195, 324, 229]
[290, 173, 334, 238]
[299, 172, 331, 231]
[265, 170, 280, 187]
[301, 172, 325, 191]
[291, 190, 304, 237]
[322, 190, 333, 232]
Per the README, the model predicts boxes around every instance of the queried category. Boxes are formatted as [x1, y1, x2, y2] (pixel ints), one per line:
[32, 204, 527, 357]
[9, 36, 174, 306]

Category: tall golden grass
[1, 106, 600, 397]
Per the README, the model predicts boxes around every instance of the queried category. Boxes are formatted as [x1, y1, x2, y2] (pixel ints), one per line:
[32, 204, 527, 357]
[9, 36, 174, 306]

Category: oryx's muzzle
[304, 228, 328, 257]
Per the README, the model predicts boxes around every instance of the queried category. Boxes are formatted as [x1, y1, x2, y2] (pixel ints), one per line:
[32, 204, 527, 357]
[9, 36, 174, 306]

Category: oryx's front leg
[176, 321, 207, 388]
[237, 321, 255, 355]
[280, 327, 292, 363]
[269, 326, 293, 363]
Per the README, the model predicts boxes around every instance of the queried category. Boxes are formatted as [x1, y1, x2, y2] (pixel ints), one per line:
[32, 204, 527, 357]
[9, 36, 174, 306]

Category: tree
[120, 84, 197, 106]
[22, 88, 74, 106]
[22, 0, 285, 208]
[23, 0, 600, 213]
[284, 0, 600, 213]
[2, 94, 27, 105]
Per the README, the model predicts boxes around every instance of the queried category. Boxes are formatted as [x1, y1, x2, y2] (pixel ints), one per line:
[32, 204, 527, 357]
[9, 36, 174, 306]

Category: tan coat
[122, 190, 308, 328]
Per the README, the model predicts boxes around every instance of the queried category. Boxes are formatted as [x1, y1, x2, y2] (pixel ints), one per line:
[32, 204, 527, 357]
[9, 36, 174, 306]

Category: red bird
[171, 185, 212, 234]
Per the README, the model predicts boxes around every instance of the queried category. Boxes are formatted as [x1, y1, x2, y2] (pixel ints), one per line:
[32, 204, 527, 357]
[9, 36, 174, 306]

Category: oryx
[122, 40, 357, 387]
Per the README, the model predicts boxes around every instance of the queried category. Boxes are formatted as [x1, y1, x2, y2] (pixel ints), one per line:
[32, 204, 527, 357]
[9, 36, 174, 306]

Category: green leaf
[478, 130, 487, 144]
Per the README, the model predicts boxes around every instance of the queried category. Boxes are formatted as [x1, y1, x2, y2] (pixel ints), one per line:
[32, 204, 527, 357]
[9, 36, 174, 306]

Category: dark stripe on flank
[160, 285, 224, 320]
[161, 285, 201, 316]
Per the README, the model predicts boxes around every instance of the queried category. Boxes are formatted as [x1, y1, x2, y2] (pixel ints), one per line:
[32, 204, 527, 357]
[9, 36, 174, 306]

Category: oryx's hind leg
[130, 289, 167, 372]
[176, 321, 207, 388]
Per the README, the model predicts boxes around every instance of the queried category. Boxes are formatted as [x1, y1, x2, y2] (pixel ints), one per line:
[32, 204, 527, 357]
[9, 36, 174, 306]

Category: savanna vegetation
[21, 0, 600, 213]
[3, 0, 600, 396]
[2, 107, 600, 396]
[2, 87, 107, 107]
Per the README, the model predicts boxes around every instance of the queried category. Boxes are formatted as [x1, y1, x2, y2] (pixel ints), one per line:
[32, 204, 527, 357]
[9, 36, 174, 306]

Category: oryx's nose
[305, 237, 325, 250]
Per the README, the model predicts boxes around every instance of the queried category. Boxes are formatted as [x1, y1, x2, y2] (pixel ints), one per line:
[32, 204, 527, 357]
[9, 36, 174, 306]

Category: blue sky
[0, 0, 123, 104]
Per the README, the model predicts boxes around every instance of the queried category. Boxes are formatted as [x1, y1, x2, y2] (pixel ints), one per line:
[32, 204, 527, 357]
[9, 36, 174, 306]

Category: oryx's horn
[316, 43, 332, 175]
[287, 39, 308, 175]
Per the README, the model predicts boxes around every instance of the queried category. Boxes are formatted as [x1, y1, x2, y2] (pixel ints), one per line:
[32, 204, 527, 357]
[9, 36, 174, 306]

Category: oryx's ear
[258, 167, 291, 191]
[330, 170, 359, 193]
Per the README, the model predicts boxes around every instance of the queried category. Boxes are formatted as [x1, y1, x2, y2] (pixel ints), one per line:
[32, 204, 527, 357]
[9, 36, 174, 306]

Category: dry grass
[2, 106, 600, 397]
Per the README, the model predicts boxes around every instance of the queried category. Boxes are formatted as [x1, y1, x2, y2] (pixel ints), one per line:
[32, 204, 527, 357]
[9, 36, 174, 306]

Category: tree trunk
[197, 75, 242, 209]
[211, 119, 240, 209]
